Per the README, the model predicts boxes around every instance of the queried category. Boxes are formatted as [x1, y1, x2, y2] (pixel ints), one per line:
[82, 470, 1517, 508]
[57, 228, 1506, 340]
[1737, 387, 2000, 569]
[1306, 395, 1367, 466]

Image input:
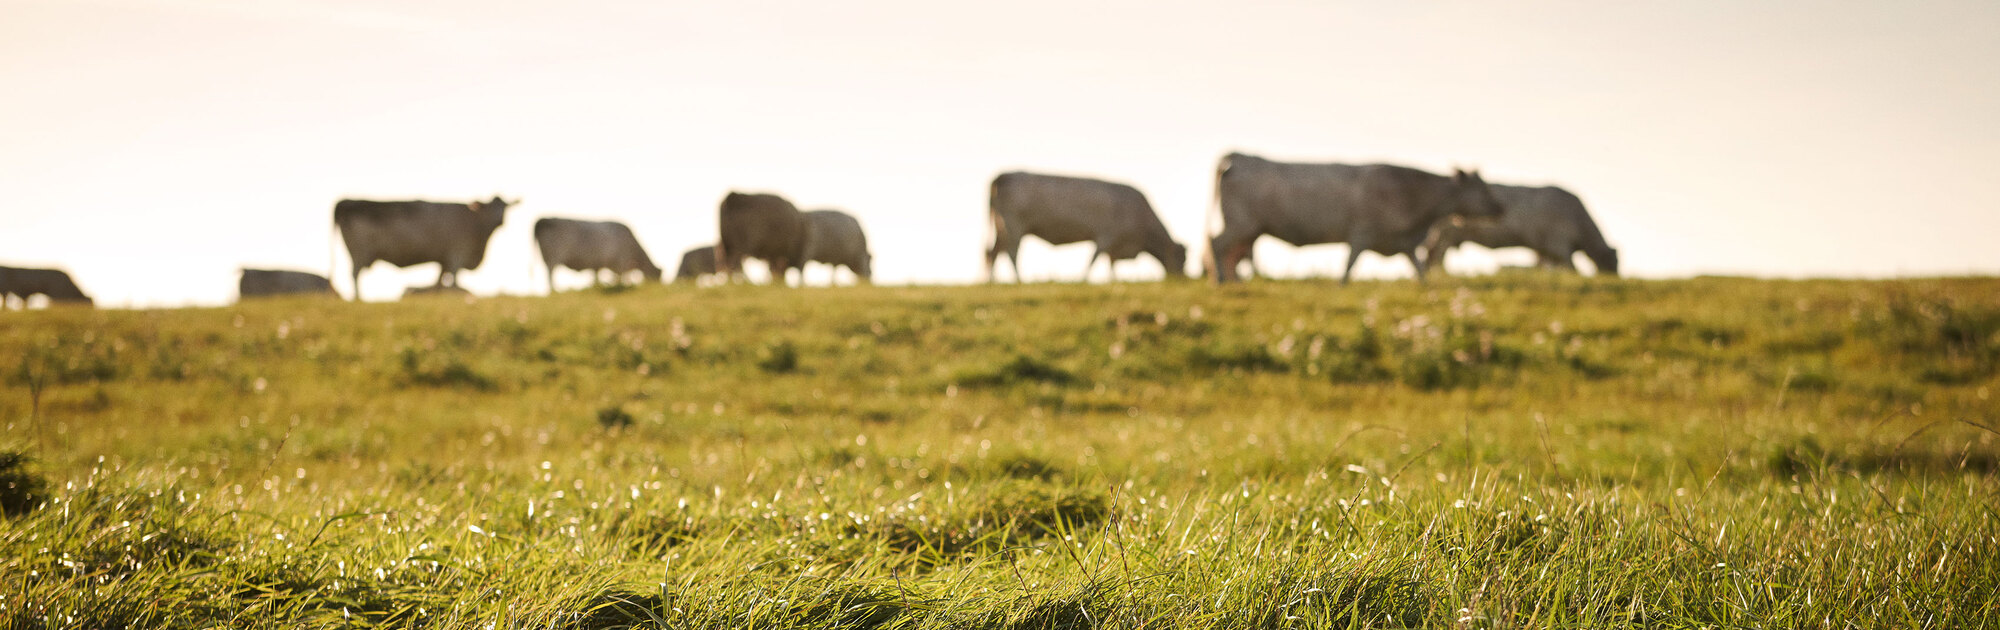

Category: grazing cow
[715, 192, 808, 286]
[1421, 184, 1618, 276]
[401, 284, 473, 300]
[986, 171, 1188, 282]
[675, 245, 719, 283]
[0, 265, 92, 308]
[533, 218, 661, 292]
[1207, 153, 1506, 284]
[801, 209, 873, 284]
[239, 269, 337, 299]
[333, 196, 514, 300]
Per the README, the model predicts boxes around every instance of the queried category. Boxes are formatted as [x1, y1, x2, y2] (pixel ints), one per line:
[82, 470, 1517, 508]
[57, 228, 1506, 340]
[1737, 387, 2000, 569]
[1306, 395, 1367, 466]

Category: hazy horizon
[5, 0, 1997, 307]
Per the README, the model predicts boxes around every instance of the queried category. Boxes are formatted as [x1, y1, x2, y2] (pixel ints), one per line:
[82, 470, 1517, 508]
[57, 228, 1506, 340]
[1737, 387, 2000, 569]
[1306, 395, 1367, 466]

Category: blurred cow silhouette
[801, 210, 873, 285]
[0, 265, 92, 308]
[1422, 184, 1618, 276]
[985, 171, 1186, 283]
[716, 192, 808, 286]
[1206, 153, 1505, 285]
[674, 245, 720, 283]
[334, 196, 514, 300]
[238, 268, 337, 300]
[533, 217, 661, 292]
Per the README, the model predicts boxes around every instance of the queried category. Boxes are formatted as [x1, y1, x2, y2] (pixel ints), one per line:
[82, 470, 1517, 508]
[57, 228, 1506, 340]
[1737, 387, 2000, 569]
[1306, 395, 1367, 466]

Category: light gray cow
[239, 268, 336, 299]
[334, 196, 514, 300]
[0, 265, 92, 308]
[1207, 153, 1506, 285]
[801, 209, 872, 284]
[675, 245, 720, 283]
[716, 192, 808, 286]
[533, 217, 661, 292]
[1421, 184, 1618, 276]
[986, 171, 1187, 283]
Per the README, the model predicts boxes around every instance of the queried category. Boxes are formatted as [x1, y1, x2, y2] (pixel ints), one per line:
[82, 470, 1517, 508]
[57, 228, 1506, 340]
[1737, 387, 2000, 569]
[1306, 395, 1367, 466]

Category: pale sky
[3, 0, 1996, 306]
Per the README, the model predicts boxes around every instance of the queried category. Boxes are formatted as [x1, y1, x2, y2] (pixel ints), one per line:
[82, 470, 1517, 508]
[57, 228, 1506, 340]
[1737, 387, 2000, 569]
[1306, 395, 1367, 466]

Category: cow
[674, 245, 720, 283]
[238, 269, 337, 299]
[401, 284, 473, 300]
[800, 209, 873, 284]
[1206, 153, 1506, 285]
[0, 265, 92, 308]
[1421, 184, 1618, 276]
[985, 171, 1188, 283]
[715, 192, 808, 286]
[532, 217, 661, 292]
[333, 195, 514, 300]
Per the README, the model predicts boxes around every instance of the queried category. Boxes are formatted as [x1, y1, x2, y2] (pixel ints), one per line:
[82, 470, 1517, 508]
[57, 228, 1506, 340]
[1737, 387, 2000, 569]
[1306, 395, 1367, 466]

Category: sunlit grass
[2, 276, 1996, 628]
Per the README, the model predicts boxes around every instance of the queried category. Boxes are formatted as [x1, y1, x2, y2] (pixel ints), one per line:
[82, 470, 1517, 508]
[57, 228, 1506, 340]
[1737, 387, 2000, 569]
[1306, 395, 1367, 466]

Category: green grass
[3, 275, 1997, 628]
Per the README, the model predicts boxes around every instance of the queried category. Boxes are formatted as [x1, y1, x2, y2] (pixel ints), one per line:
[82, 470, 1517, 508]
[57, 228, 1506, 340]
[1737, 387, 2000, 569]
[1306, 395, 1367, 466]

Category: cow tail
[984, 176, 1004, 281]
[1203, 156, 1228, 276]
[328, 217, 340, 299]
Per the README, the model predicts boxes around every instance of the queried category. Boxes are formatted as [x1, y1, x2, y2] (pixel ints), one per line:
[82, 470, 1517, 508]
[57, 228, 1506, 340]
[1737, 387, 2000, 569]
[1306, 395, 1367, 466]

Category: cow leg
[1406, 248, 1428, 285]
[351, 261, 366, 302]
[983, 240, 1001, 283]
[1420, 241, 1448, 276]
[1551, 250, 1578, 272]
[772, 258, 791, 287]
[988, 231, 1023, 283]
[1340, 246, 1364, 286]
[1209, 228, 1258, 284]
[1084, 247, 1103, 283]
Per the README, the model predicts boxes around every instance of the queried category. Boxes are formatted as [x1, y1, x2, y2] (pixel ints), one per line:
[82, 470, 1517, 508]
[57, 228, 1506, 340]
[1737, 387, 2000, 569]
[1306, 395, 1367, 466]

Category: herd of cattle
[0, 152, 1618, 308]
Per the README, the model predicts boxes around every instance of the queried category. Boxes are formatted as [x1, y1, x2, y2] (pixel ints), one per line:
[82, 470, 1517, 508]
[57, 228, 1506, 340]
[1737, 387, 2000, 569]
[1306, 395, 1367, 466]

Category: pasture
[3, 275, 1996, 628]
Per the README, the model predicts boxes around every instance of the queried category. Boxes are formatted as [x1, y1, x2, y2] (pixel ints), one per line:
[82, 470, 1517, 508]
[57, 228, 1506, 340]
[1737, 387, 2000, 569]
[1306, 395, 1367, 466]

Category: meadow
[2, 274, 1996, 629]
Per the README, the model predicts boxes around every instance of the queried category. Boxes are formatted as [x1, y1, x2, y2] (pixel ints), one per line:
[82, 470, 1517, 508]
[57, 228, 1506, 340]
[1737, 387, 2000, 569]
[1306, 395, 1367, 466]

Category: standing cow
[0, 265, 92, 308]
[675, 245, 720, 283]
[801, 209, 873, 284]
[239, 269, 337, 299]
[1421, 184, 1618, 276]
[1207, 153, 1506, 285]
[334, 196, 514, 300]
[715, 192, 808, 286]
[986, 171, 1187, 283]
[533, 218, 661, 292]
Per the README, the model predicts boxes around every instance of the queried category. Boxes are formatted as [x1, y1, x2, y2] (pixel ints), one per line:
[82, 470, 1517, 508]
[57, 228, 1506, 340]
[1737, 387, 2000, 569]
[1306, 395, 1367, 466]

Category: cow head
[1156, 241, 1189, 278]
[1588, 247, 1620, 276]
[1449, 169, 1506, 221]
[469, 196, 517, 227]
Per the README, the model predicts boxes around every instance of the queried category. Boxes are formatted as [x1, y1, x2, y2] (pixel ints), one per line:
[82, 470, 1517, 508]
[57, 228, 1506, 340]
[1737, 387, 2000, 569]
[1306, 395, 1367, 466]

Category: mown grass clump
[0, 450, 48, 516]
[954, 354, 1076, 388]
[758, 339, 801, 374]
[397, 347, 497, 390]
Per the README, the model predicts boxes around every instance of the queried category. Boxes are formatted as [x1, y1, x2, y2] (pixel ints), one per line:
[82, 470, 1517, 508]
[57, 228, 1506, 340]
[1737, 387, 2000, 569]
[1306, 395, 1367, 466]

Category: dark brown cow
[715, 192, 807, 286]
[0, 265, 92, 308]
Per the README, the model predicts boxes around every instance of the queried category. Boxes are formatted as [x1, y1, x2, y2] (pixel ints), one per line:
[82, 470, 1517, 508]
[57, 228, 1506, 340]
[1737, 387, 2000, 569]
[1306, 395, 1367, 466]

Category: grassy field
[2, 275, 1997, 629]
